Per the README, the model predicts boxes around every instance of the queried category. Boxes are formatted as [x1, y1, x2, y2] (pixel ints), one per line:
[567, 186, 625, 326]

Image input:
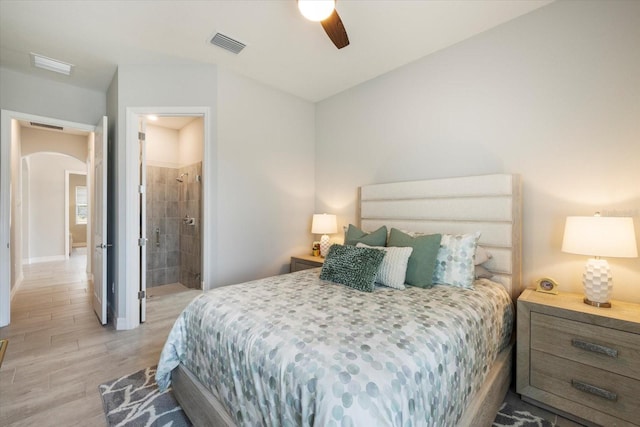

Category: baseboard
[114, 316, 129, 330]
[25, 255, 66, 264]
[10, 274, 23, 301]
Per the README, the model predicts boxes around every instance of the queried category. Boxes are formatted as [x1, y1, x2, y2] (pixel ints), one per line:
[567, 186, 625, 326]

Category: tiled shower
[146, 162, 202, 289]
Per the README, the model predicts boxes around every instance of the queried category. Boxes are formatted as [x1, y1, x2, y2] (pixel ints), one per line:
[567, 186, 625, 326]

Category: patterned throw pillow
[344, 224, 387, 246]
[433, 232, 481, 289]
[387, 228, 442, 288]
[356, 243, 413, 290]
[320, 245, 385, 292]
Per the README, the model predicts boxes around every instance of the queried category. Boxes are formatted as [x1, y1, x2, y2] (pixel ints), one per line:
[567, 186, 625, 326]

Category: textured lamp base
[319, 234, 331, 257]
[582, 258, 612, 308]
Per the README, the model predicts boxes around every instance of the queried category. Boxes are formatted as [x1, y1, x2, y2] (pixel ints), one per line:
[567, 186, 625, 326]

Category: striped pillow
[356, 243, 413, 290]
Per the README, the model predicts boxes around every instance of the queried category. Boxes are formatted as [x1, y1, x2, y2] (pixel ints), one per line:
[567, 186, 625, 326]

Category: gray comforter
[156, 269, 513, 426]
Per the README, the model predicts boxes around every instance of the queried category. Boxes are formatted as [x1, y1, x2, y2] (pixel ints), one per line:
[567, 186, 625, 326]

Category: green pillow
[320, 245, 385, 292]
[344, 224, 387, 246]
[387, 228, 442, 288]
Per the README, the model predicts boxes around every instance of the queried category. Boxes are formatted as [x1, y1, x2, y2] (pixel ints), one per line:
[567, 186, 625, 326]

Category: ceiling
[0, 1, 552, 103]
[149, 116, 198, 130]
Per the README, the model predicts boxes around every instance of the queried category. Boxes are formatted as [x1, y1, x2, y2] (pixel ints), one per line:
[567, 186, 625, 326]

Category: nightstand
[517, 289, 640, 427]
[290, 254, 324, 272]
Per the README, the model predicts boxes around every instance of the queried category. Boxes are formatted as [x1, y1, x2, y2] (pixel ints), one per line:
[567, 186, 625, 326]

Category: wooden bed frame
[172, 173, 522, 427]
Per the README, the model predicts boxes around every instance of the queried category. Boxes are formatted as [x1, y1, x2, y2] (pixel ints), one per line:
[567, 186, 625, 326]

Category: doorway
[124, 107, 210, 329]
[0, 110, 101, 327]
[133, 112, 206, 325]
[144, 115, 204, 292]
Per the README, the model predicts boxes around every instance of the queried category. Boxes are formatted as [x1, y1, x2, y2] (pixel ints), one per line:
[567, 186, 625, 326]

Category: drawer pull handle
[571, 380, 617, 401]
[571, 339, 618, 358]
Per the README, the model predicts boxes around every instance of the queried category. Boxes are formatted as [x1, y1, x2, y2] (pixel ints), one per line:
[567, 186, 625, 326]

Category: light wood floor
[0, 250, 200, 426]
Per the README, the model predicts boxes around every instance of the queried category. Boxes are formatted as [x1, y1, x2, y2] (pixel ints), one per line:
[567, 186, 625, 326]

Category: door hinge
[138, 131, 145, 141]
[138, 184, 145, 194]
[138, 290, 146, 299]
[138, 237, 147, 246]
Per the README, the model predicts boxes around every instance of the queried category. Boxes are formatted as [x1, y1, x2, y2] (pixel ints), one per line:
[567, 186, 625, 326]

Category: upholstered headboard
[359, 174, 522, 300]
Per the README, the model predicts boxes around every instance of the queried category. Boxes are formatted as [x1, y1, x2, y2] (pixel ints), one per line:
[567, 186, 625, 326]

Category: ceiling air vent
[210, 33, 246, 54]
[30, 122, 64, 131]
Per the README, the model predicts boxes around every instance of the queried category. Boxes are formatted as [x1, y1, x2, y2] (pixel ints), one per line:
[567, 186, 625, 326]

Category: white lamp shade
[297, 0, 335, 22]
[562, 216, 638, 258]
[311, 214, 337, 235]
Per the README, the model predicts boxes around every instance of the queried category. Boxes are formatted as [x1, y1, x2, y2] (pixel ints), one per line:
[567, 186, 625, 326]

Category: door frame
[0, 109, 96, 327]
[124, 106, 211, 329]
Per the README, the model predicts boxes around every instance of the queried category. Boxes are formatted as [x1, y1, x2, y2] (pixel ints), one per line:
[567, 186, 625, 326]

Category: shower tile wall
[146, 166, 181, 287]
[146, 163, 202, 289]
[179, 162, 202, 289]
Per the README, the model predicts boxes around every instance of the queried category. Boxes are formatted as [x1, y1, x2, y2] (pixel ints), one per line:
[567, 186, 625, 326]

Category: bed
[157, 173, 522, 427]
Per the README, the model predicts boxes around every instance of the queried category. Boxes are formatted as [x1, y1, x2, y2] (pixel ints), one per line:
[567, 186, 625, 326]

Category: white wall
[216, 69, 315, 285]
[315, 0, 640, 303]
[0, 67, 106, 125]
[21, 127, 88, 162]
[179, 117, 203, 166]
[146, 124, 179, 168]
[146, 118, 203, 168]
[26, 153, 86, 261]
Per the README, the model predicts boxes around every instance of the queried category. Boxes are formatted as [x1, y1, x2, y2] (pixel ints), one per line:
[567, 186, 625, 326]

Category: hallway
[0, 249, 199, 426]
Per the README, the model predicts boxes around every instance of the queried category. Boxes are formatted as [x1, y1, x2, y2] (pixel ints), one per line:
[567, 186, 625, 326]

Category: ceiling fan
[298, 0, 350, 49]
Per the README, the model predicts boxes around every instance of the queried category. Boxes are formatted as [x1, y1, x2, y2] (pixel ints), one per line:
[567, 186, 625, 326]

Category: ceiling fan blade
[321, 9, 349, 49]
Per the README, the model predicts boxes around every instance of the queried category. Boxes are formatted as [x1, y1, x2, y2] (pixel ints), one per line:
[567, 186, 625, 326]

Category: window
[75, 186, 88, 224]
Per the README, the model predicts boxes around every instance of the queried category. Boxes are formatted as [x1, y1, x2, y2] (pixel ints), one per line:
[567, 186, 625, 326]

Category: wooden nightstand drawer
[531, 350, 640, 424]
[517, 289, 640, 426]
[531, 312, 640, 380]
[290, 255, 324, 272]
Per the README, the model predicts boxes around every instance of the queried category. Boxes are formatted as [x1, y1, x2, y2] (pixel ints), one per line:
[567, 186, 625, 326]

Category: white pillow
[474, 246, 492, 265]
[356, 243, 413, 290]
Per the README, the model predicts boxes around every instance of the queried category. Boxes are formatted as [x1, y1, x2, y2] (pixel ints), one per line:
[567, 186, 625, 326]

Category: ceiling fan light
[298, 0, 335, 22]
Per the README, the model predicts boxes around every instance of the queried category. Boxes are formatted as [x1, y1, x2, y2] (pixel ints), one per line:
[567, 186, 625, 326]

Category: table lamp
[561, 214, 637, 307]
[311, 213, 337, 257]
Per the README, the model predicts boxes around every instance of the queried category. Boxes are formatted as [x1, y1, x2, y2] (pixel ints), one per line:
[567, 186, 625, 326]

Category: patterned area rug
[99, 366, 191, 427]
[493, 402, 555, 427]
[99, 366, 555, 427]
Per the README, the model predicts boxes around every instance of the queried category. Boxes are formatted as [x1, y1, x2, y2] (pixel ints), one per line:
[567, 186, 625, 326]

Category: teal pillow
[344, 224, 387, 246]
[387, 228, 442, 288]
[320, 245, 385, 292]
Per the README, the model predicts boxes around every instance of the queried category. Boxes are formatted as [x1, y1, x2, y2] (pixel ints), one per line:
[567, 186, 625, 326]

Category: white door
[93, 116, 108, 325]
[138, 119, 147, 323]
